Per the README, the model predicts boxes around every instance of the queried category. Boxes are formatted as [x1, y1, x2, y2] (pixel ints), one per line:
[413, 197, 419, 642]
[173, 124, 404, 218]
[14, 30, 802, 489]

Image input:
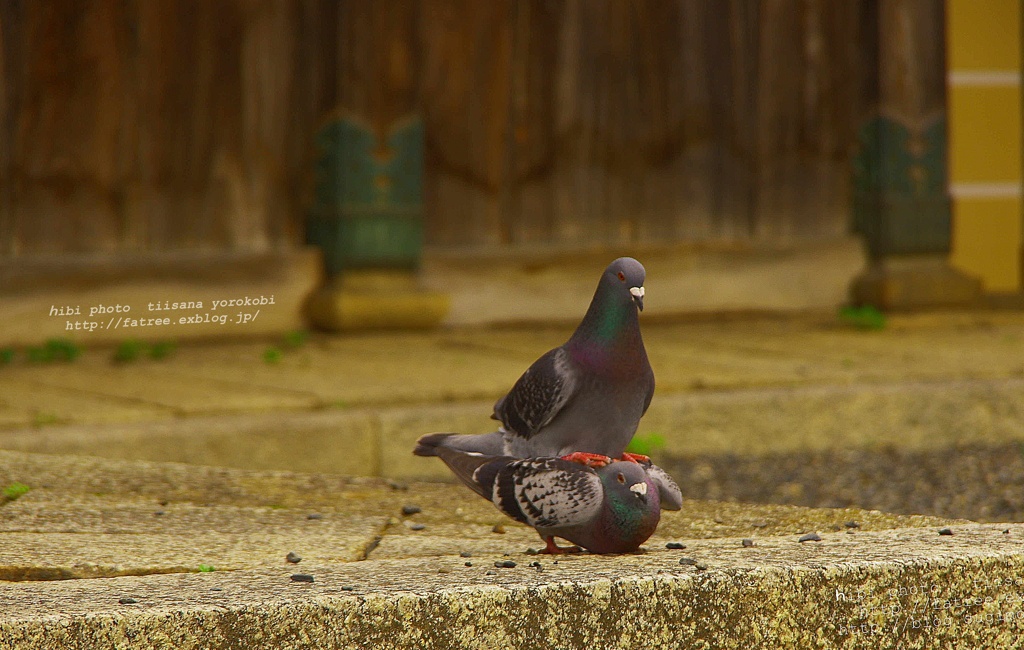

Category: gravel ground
[662, 441, 1024, 523]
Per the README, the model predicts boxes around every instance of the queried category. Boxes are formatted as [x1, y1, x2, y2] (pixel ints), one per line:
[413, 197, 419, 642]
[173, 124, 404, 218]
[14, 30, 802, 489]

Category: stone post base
[304, 270, 450, 331]
[850, 255, 983, 310]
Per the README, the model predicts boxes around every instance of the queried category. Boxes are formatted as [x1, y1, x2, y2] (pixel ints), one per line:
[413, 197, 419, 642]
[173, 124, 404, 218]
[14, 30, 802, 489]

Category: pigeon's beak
[629, 481, 648, 501]
[629, 286, 645, 311]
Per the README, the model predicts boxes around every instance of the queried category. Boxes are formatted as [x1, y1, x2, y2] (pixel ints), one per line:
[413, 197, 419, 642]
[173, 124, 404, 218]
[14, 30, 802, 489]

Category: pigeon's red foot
[560, 452, 613, 468]
[620, 452, 651, 464]
[540, 536, 583, 555]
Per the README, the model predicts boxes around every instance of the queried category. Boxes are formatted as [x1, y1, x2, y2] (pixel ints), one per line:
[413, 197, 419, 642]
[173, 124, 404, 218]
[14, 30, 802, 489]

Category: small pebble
[485, 570, 496, 575]
[286, 552, 302, 564]
[751, 520, 768, 528]
[387, 480, 409, 491]
[844, 520, 860, 529]
[340, 586, 354, 591]
[1004, 529, 1011, 534]
[529, 561, 541, 568]
[846, 530, 856, 535]
[938, 527, 953, 536]
[665, 542, 686, 550]
[713, 517, 724, 524]
[154, 511, 165, 516]
[290, 573, 315, 583]
[401, 505, 422, 516]
[209, 587, 222, 592]
[741, 539, 754, 548]
[798, 532, 822, 543]
[465, 561, 473, 567]
[525, 548, 539, 555]
[409, 523, 426, 531]
[437, 567, 452, 574]
[118, 597, 137, 605]
[695, 562, 708, 571]
[494, 560, 517, 568]
[679, 558, 698, 566]
[459, 551, 473, 558]
[492, 524, 506, 534]
[307, 513, 323, 521]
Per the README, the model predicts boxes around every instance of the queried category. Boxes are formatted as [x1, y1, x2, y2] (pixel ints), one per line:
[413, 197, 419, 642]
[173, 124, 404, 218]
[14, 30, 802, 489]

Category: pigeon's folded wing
[492, 347, 578, 441]
[491, 458, 603, 529]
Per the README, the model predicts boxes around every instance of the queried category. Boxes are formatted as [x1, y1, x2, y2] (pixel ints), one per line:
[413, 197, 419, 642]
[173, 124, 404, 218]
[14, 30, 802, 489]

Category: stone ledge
[2, 450, 1017, 649]
[3, 526, 1024, 649]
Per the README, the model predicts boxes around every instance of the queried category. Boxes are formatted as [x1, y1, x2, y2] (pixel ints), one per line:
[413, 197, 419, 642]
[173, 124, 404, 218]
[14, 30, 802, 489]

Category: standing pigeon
[415, 257, 654, 461]
[431, 446, 667, 554]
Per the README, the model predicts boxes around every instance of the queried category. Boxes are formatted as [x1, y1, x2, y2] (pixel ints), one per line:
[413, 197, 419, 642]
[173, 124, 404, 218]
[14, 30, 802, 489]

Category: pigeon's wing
[641, 367, 655, 416]
[634, 458, 682, 511]
[489, 458, 603, 529]
[492, 347, 578, 440]
[432, 446, 512, 500]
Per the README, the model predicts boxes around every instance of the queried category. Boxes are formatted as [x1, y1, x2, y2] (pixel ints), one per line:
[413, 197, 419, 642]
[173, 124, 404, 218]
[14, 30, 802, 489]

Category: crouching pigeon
[415, 257, 655, 461]
[429, 445, 681, 554]
[417, 432, 682, 512]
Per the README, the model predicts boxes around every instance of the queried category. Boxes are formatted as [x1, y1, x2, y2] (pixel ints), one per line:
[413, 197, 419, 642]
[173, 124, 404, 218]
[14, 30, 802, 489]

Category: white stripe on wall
[948, 70, 1021, 86]
[950, 182, 1023, 199]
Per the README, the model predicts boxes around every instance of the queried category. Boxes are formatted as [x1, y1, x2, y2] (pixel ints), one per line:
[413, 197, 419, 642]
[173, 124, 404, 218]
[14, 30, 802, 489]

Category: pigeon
[430, 446, 670, 554]
[418, 433, 683, 513]
[414, 257, 654, 461]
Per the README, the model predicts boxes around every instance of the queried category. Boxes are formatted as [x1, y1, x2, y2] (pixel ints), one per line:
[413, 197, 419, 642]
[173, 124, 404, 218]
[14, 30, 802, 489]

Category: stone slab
[0, 412, 378, 476]
[4, 525, 1024, 648]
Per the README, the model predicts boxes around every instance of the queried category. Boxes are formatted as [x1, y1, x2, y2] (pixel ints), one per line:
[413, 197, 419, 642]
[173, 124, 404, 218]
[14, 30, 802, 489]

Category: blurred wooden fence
[0, 0, 942, 260]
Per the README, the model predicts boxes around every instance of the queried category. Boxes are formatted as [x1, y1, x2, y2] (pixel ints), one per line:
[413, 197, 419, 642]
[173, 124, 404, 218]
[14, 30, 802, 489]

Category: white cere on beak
[629, 286, 645, 298]
[629, 482, 648, 495]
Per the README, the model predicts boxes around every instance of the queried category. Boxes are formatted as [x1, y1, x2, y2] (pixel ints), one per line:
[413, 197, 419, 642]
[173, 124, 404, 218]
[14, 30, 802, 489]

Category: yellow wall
[947, 0, 1023, 292]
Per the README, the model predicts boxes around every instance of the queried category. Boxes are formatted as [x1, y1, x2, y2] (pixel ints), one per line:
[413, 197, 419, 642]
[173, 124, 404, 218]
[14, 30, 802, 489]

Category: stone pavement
[5, 310, 1024, 647]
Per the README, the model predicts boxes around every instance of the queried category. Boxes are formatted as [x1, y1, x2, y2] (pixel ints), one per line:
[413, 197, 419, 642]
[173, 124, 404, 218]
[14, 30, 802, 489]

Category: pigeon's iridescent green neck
[571, 281, 638, 346]
[593, 295, 631, 343]
[603, 488, 656, 542]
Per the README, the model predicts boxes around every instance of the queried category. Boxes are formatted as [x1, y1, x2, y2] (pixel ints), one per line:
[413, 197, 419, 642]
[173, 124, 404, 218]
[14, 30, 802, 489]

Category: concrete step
[3, 451, 1023, 649]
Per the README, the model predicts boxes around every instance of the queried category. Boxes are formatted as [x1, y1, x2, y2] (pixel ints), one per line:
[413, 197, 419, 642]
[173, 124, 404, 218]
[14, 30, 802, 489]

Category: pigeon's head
[599, 460, 658, 509]
[603, 257, 646, 311]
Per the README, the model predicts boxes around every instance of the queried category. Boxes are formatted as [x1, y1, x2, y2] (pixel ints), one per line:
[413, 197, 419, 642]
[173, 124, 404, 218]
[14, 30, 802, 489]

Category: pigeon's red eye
[617, 271, 626, 282]
[616, 472, 626, 483]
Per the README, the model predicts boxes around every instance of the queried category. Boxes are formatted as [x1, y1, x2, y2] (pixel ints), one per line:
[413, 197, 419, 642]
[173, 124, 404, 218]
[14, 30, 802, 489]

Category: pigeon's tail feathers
[432, 446, 511, 500]
[639, 461, 683, 511]
[413, 431, 507, 457]
[413, 432, 455, 457]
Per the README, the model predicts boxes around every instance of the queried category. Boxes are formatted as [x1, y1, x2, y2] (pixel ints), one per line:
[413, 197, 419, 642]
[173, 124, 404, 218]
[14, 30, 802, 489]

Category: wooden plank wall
[0, 0, 933, 259]
[0, 0, 333, 258]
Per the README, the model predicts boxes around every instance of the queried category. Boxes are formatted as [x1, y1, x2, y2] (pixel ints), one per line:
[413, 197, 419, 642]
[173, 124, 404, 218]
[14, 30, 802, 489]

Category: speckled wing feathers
[490, 458, 602, 530]
[492, 348, 577, 440]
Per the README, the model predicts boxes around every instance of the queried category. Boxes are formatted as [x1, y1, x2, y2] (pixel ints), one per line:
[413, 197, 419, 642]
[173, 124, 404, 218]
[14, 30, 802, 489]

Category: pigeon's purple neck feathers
[565, 277, 643, 372]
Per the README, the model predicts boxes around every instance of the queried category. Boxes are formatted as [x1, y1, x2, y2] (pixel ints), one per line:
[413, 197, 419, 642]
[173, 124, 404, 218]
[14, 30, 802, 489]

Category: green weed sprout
[2, 483, 30, 501]
[283, 330, 309, 349]
[625, 432, 667, 457]
[113, 339, 146, 363]
[149, 340, 177, 360]
[838, 305, 886, 331]
[262, 347, 283, 364]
